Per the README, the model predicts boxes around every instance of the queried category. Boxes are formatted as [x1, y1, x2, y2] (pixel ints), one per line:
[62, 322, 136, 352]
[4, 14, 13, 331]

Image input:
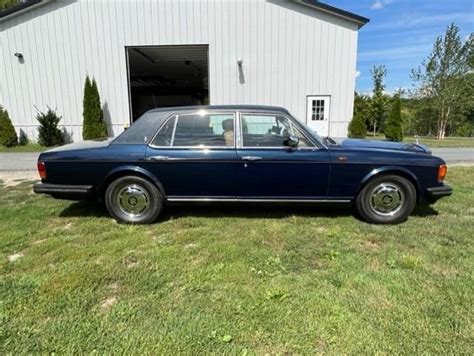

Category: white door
[306, 95, 330, 137]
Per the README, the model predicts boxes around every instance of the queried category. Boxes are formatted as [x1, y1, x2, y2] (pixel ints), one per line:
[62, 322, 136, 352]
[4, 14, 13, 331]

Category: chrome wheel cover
[369, 182, 404, 217]
[117, 184, 150, 218]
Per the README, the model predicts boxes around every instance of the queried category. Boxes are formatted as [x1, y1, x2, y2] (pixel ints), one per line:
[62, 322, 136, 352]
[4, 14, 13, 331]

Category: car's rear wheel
[105, 176, 163, 224]
[356, 174, 416, 224]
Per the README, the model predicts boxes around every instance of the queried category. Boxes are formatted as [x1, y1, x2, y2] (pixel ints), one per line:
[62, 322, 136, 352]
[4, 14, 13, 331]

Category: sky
[324, 0, 474, 93]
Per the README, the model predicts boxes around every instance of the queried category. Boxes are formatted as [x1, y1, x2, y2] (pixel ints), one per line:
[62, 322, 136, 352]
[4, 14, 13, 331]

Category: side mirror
[283, 135, 299, 149]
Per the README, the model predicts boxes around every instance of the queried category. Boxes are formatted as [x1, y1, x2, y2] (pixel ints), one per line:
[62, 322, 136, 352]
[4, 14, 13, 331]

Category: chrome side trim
[236, 146, 319, 151]
[147, 145, 237, 150]
[241, 156, 263, 161]
[146, 155, 170, 161]
[166, 197, 352, 203]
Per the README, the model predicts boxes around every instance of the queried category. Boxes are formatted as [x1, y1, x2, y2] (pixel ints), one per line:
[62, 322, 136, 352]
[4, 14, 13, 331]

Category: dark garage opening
[127, 45, 209, 122]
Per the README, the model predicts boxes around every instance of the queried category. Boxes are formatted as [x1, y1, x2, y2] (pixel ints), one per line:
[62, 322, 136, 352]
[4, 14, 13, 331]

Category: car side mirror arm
[283, 135, 299, 150]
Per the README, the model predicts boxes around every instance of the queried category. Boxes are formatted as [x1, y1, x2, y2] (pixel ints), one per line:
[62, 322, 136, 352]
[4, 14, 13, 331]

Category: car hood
[44, 138, 113, 153]
[335, 138, 431, 154]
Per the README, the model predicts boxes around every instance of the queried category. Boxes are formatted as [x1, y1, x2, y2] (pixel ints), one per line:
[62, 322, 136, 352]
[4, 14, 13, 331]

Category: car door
[145, 110, 239, 199]
[236, 112, 330, 199]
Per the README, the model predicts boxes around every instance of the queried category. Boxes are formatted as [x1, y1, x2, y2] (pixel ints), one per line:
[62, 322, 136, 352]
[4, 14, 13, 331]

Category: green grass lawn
[369, 134, 474, 148]
[0, 143, 47, 152]
[1, 168, 473, 354]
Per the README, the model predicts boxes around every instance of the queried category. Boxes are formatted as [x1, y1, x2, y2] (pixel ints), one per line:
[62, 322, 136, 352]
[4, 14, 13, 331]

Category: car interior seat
[221, 119, 234, 146]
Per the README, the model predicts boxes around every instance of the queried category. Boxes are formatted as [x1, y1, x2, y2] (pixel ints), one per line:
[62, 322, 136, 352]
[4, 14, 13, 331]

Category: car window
[173, 113, 235, 147]
[290, 123, 314, 147]
[151, 116, 176, 147]
[241, 114, 313, 148]
[114, 112, 167, 144]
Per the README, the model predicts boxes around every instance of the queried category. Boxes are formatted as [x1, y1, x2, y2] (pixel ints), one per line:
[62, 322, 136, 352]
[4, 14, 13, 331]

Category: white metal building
[0, 0, 368, 142]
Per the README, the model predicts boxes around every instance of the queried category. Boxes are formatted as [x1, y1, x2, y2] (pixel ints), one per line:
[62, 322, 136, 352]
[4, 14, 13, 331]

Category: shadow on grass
[412, 204, 439, 217]
[59, 201, 356, 221]
[161, 203, 355, 221]
[59, 201, 440, 222]
[59, 201, 108, 218]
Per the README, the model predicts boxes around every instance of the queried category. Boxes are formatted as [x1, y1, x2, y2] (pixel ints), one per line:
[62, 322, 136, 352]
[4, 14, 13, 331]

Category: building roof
[297, 0, 369, 28]
[1, 1, 369, 28]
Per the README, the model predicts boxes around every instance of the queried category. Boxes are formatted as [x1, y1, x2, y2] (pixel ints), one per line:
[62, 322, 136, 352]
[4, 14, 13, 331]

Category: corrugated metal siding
[0, 0, 359, 141]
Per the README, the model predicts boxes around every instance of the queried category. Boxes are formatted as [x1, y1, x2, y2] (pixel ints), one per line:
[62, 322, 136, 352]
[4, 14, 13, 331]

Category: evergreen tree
[82, 76, 107, 140]
[19, 129, 29, 146]
[348, 111, 367, 138]
[348, 92, 369, 138]
[385, 94, 403, 141]
[37, 108, 64, 147]
[0, 105, 18, 147]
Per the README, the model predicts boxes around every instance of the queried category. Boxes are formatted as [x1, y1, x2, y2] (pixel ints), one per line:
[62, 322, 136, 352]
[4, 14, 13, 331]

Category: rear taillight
[37, 162, 47, 179]
[438, 164, 447, 182]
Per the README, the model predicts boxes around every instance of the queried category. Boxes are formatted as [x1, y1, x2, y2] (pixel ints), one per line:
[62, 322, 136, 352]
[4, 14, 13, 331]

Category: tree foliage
[0, 0, 19, 11]
[411, 23, 473, 139]
[19, 129, 29, 146]
[385, 94, 403, 141]
[82, 76, 107, 140]
[348, 92, 369, 138]
[36, 108, 64, 147]
[368, 65, 388, 134]
[0, 105, 18, 147]
[348, 112, 367, 138]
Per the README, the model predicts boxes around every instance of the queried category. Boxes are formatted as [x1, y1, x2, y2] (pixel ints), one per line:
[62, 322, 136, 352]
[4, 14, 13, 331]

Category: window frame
[238, 111, 318, 150]
[148, 111, 237, 149]
[147, 114, 177, 147]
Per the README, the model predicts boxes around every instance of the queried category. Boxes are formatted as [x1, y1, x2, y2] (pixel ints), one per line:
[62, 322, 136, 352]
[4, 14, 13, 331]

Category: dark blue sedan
[33, 105, 452, 224]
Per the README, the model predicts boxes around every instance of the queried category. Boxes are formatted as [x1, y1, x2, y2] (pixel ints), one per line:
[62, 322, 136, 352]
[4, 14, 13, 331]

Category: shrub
[37, 108, 64, 147]
[82, 76, 107, 140]
[19, 129, 29, 146]
[385, 95, 403, 142]
[348, 112, 367, 138]
[0, 106, 18, 147]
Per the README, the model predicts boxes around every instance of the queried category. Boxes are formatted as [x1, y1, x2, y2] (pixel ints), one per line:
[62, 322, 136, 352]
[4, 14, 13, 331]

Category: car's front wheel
[105, 175, 163, 224]
[356, 174, 416, 224]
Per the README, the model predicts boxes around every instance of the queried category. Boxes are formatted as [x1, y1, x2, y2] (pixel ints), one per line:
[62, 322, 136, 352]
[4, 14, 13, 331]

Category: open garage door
[126, 45, 209, 122]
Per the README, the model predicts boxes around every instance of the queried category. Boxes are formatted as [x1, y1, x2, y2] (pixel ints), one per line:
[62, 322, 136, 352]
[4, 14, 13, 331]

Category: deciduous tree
[369, 65, 388, 135]
[411, 24, 473, 139]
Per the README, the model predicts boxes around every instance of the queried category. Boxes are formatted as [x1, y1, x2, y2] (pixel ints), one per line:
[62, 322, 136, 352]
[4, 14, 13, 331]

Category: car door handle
[146, 155, 170, 161]
[241, 156, 262, 161]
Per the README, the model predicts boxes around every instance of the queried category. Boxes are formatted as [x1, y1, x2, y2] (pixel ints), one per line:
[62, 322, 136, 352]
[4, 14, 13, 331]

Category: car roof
[145, 105, 290, 115]
[114, 104, 325, 147]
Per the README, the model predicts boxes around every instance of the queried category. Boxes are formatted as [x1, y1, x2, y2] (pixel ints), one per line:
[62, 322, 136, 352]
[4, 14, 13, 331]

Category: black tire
[105, 175, 163, 224]
[356, 174, 416, 224]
